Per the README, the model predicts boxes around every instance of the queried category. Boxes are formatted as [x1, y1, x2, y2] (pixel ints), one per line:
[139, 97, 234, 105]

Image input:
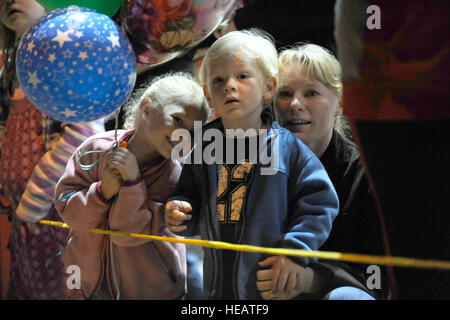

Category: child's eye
[305, 90, 320, 97]
[173, 116, 183, 126]
[212, 77, 223, 84]
[237, 74, 249, 80]
[277, 90, 293, 98]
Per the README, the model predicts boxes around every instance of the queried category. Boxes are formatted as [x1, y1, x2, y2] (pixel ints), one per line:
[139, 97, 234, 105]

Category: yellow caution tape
[39, 220, 450, 270]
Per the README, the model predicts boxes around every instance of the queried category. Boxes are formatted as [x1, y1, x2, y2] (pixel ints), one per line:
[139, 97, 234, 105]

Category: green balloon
[37, 0, 122, 17]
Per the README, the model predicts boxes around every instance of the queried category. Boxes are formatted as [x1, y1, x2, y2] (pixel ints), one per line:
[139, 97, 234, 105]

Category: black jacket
[305, 130, 391, 299]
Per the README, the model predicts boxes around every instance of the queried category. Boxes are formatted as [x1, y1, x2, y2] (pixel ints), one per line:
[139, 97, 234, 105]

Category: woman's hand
[256, 255, 314, 300]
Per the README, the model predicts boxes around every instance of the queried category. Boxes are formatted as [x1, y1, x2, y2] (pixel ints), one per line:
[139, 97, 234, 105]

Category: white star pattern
[78, 51, 88, 60]
[83, 40, 94, 49]
[51, 29, 73, 48]
[107, 32, 120, 48]
[61, 108, 77, 118]
[48, 54, 56, 62]
[16, 9, 136, 122]
[128, 74, 135, 86]
[27, 41, 35, 52]
[62, 49, 73, 59]
[40, 41, 51, 54]
[27, 71, 42, 88]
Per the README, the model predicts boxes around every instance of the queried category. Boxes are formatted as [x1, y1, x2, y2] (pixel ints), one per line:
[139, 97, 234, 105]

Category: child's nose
[224, 79, 237, 92]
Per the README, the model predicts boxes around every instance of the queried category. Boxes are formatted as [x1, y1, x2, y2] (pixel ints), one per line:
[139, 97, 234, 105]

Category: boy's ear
[264, 76, 277, 100]
[203, 86, 212, 103]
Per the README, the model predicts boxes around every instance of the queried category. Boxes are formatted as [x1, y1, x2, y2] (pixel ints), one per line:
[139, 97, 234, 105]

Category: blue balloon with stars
[16, 6, 136, 122]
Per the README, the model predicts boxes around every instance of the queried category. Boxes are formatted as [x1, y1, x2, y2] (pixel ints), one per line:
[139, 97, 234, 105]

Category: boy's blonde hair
[123, 72, 210, 130]
[198, 29, 278, 109]
[278, 43, 350, 135]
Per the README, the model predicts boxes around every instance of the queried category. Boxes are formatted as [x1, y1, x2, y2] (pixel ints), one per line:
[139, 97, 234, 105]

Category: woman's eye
[238, 74, 249, 80]
[305, 90, 319, 97]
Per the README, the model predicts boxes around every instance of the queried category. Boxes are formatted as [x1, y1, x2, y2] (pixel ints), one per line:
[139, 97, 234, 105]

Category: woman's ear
[336, 99, 343, 117]
[264, 76, 277, 100]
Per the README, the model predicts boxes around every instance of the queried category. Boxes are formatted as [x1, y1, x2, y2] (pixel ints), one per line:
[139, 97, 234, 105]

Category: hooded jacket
[171, 117, 339, 299]
[55, 130, 186, 299]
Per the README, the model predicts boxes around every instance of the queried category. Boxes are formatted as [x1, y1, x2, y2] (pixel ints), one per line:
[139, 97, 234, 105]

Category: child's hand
[100, 162, 123, 200]
[107, 147, 140, 182]
[256, 256, 312, 300]
[165, 200, 192, 233]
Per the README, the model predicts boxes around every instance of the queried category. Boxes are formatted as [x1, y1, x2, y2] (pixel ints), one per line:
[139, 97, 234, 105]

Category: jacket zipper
[204, 163, 219, 299]
[207, 201, 219, 299]
[231, 162, 257, 300]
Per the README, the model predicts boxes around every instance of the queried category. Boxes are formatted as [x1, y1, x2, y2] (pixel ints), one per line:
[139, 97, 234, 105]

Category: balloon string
[38, 220, 450, 271]
[57, 109, 127, 203]
[78, 109, 122, 171]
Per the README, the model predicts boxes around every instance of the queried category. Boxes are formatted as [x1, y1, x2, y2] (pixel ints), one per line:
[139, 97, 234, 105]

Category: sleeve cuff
[95, 181, 114, 204]
[122, 176, 144, 187]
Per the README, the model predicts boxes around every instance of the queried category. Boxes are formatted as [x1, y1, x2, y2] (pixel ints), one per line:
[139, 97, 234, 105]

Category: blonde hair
[198, 29, 278, 109]
[278, 43, 350, 135]
[123, 72, 210, 130]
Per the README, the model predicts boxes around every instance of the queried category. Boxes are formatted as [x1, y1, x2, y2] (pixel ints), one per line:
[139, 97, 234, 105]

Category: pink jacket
[55, 130, 186, 299]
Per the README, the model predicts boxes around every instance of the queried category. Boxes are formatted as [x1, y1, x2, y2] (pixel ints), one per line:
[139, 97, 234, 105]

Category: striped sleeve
[15, 119, 105, 223]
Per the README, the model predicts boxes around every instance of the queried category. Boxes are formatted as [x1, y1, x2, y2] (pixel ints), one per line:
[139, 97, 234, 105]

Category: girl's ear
[139, 97, 152, 122]
[263, 76, 277, 100]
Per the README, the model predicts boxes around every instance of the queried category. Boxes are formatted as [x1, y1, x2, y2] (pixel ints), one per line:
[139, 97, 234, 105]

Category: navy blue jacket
[170, 117, 339, 299]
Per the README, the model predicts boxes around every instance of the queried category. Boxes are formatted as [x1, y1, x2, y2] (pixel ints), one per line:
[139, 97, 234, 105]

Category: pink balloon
[120, 0, 240, 66]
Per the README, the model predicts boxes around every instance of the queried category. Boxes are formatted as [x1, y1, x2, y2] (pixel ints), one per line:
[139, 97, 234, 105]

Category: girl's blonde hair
[278, 43, 350, 136]
[123, 72, 210, 130]
[198, 29, 278, 109]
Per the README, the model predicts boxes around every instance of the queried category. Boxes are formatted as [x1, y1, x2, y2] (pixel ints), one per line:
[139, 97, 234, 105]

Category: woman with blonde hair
[272, 43, 390, 300]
